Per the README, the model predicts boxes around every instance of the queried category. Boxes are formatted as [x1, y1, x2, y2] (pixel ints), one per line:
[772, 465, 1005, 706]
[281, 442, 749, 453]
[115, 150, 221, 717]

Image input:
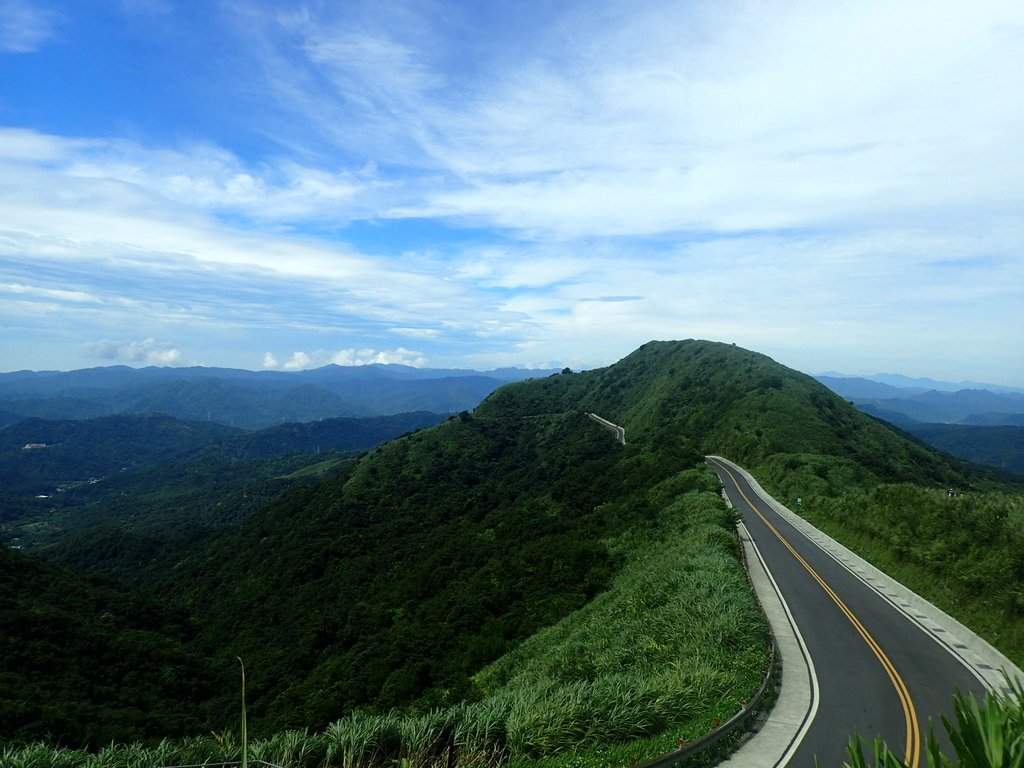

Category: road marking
[738, 520, 821, 768]
[713, 460, 922, 768]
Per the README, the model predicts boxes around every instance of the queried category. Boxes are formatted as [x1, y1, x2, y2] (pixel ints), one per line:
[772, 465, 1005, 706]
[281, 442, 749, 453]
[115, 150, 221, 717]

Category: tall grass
[0, 469, 769, 768]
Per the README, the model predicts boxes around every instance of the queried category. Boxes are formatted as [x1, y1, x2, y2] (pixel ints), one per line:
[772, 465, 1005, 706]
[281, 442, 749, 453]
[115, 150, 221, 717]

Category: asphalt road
[707, 457, 989, 768]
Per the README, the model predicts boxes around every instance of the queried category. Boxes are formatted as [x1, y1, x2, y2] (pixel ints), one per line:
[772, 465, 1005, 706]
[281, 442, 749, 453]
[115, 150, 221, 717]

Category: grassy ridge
[590, 342, 1024, 668]
[479, 482, 768, 764]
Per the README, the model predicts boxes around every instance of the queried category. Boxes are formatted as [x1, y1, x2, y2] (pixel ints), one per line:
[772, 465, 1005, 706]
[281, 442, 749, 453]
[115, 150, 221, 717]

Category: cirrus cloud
[0, 0, 59, 53]
[1, 0, 1022, 384]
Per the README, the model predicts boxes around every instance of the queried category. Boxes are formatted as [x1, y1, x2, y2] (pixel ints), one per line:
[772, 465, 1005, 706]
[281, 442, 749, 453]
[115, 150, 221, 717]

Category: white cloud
[399, 0, 1024, 238]
[259, 3, 449, 167]
[0, 128, 475, 318]
[281, 351, 312, 371]
[1, 282, 100, 304]
[2, 1, 1023, 384]
[239, 0, 1024, 241]
[0, 0, 58, 53]
[330, 347, 427, 367]
[82, 338, 182, 366]
[0, 128, 78, 162]
[388, 327, 441, 339]
[258, 347, 430, 370]
[59, 139, 379, 223]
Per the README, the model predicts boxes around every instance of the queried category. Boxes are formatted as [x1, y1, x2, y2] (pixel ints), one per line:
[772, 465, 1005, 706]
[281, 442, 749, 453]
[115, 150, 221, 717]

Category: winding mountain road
[707, 456, 1020, 768]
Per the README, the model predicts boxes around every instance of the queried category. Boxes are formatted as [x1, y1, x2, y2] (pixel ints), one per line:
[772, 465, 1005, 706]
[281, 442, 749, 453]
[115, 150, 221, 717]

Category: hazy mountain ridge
[0, 364, 558, 429]
[815, 374, 1024, 477]
[817, 371, 1024, 394]
[816, 375, 1024, 422]
[897, 423, 1024, 478]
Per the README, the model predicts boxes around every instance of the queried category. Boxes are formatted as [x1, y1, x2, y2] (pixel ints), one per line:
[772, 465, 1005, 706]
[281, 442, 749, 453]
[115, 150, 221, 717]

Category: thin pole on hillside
[238, 657, 248, 768]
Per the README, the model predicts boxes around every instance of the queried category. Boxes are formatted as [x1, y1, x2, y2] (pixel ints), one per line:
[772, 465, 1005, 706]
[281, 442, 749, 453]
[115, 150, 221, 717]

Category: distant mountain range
[814, 373, 1024, 477]
[3, 363, 1020, 477]
[816, 371, 1024, 395]
[0, 364, 558, 430]
[814, 374, 1024, 424]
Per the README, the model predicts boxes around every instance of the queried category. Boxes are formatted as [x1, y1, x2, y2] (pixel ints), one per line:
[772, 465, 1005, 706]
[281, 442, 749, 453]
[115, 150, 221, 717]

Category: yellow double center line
[716, 461, 921, 768]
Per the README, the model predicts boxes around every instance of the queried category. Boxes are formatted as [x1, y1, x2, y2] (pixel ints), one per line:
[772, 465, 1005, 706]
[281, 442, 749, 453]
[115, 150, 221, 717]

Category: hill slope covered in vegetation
[136, 341, 989, 732]
[0, 544, 222, 746]
[3, 339, 1020, 766]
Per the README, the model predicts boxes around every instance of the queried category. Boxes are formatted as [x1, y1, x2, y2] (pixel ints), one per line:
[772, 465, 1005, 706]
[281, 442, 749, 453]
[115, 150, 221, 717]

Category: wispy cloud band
[1, 0, 1022, 382]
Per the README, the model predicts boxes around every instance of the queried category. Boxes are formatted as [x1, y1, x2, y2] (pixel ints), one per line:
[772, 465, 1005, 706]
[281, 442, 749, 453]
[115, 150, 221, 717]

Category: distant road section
[586, 413, 625, 444]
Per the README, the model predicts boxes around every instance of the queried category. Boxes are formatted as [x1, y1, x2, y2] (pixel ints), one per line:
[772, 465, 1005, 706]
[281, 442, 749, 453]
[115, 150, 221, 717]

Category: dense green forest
[0, 411, 445, 555]
[900, 422, 1024, 478]
[0, 544, 223, 746]
[1, 413, 239, 496]
[151, 405, 699, 732]
[1, 411, 447, 497]
[2, 340, 1021, 767]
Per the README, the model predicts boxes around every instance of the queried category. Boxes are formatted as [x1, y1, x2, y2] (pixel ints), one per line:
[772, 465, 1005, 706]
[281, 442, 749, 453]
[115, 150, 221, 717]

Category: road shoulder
[715, 488, 817, 768]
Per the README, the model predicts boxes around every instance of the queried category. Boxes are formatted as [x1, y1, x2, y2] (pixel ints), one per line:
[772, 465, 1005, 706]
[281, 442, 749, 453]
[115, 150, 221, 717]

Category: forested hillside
[0, 544, 223, 746]
[1, 413, 238, 496]
[1, 411, 446, 556]
[900, 422, 1024, 478]
[157, 403, 675, 732]
[3, 339, 1020, 765]
[136, 341, 984, 733]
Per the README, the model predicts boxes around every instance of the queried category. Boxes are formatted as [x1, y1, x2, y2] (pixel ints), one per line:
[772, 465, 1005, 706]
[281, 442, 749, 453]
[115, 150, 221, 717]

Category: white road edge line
[711, 456, 819, 768]
[741, 520, 821, 768]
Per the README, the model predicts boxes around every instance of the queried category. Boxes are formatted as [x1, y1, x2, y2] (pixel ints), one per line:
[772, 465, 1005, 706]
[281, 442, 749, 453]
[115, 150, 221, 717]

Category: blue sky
[1, 0, 1022, 384]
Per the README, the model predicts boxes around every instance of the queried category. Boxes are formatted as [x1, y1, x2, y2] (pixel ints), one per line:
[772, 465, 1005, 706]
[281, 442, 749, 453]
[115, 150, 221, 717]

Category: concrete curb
[715, 502, 816, 767]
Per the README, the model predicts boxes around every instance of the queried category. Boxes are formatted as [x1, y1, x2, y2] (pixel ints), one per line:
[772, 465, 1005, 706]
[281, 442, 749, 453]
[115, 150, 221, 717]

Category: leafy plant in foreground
[844, 676, 1024, 768]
